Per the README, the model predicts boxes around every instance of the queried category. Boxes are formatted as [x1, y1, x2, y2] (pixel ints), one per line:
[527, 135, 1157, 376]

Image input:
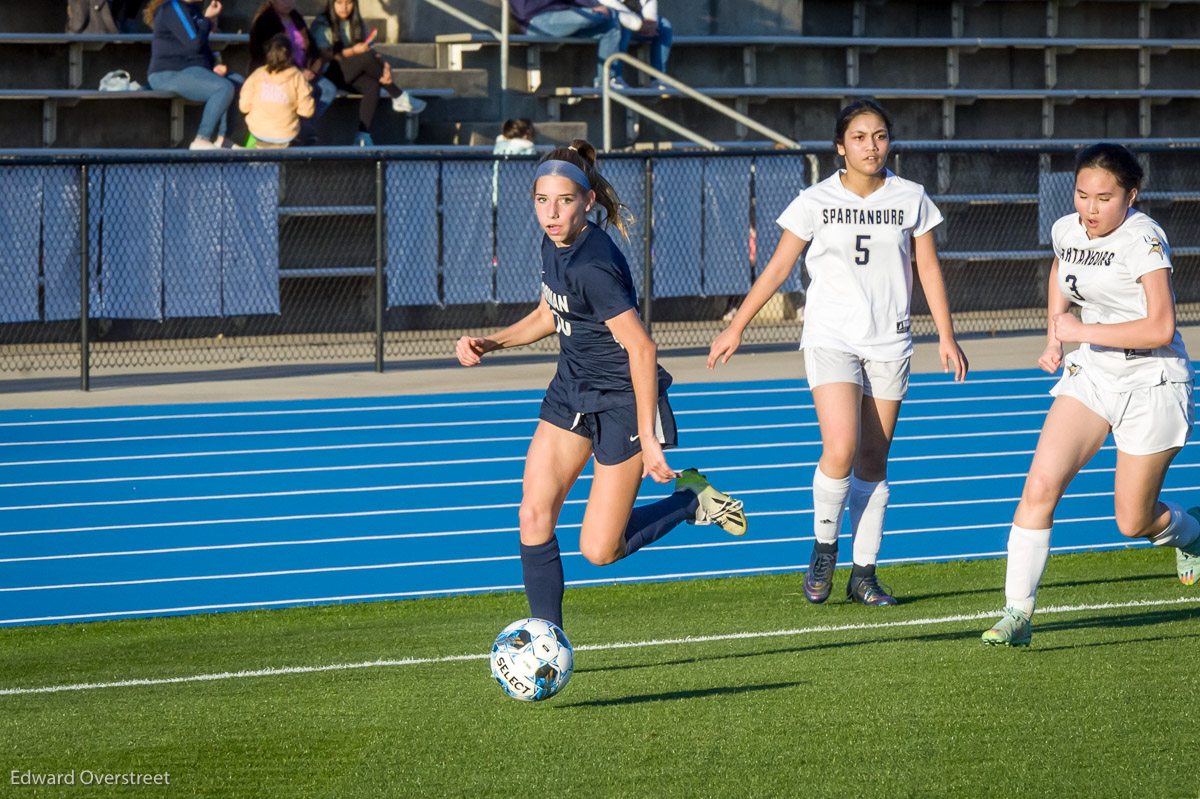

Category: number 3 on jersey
[1064, 273, 1085, 301]
[854, 235, 870, 266]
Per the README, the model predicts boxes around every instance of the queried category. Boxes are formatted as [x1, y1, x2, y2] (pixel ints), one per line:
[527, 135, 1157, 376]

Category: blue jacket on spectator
[509, 0, 595, 30]
[149, 0, 215, 75]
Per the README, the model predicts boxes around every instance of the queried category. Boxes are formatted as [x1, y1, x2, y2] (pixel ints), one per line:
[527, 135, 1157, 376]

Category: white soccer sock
[1004, 524, 1052, 617]
[1148, 502, 1200, 550]
[849, 476, 889, 567]
[812, 466, 851, 546]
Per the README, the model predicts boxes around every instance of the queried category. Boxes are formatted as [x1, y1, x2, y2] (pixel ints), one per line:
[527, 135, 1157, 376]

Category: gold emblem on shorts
[1067, 364, 1081, 377]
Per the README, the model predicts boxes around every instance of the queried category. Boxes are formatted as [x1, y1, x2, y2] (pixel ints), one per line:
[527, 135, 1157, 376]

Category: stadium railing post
[375, 157, 386, 372]
[79, 163, 90, 392]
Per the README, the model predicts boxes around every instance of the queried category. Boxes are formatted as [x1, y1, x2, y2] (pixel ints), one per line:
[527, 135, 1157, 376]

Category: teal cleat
[1180, 508, 1200, 587]
[675, 468, 748, 536]
[982, 607, 1032, 647]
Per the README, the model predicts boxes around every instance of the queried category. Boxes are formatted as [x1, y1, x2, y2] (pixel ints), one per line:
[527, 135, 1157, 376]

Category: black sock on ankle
[814, 541, 838, 555]
[520, 537, 564, 629]
[622, 491, 699, 557]
[850, 563, 876, 579]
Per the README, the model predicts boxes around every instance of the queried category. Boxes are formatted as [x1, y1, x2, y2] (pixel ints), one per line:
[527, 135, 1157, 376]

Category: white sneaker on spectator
[392, 91, 426, 115]
[614, 10, 643, 30]
[354, 131, 375, 147]
[651, 79, 673, 92]
[609, 77, 630, 90]
[213, 136, 245, 150]
[188, 138, 219, 150]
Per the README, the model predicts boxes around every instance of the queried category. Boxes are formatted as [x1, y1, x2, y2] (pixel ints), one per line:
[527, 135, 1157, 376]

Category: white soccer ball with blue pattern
[489, 617, 574, 701]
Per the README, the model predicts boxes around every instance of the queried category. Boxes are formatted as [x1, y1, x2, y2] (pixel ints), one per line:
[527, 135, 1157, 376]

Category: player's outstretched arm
[455, 298, 556, 366]
[1039, 258, 1070, 373]
[913, 233, 968, 381]
[606, 309, 676, 484]
[707, 230, 808, 369]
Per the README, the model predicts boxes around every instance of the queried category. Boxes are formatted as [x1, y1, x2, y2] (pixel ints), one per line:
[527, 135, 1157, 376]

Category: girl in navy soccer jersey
[455, 139, 747, 631]
[707, 99, 969, 607]
[983, 143, 1200, 647]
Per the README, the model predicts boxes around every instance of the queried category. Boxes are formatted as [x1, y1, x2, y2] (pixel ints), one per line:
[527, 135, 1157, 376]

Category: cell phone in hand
[366, 28, 378, 44]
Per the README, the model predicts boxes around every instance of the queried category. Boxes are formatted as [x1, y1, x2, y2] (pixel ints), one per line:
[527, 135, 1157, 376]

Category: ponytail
[535, 139, 633, 241]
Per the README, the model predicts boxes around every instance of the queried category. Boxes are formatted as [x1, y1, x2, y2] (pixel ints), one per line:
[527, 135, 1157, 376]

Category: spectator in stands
[311, 0, 426, 147]
[67, 0, 119, 34]
[493, 117, 536, 156]
[144, 0, 244, 150]
[600, 0, 672, 88]
[250, 0, 335, 145]
[112, 0, 145, 32]
[240, 34, 314, 148]
[509, 1, 629, 89]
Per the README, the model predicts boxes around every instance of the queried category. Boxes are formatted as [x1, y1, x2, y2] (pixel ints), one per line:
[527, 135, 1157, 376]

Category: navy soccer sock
[621, 490, 700, 557]
[520, 537, 564, 629]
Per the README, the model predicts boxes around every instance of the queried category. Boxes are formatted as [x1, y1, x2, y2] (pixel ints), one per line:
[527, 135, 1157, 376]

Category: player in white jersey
[708, 99, 969, 606]
[983, 143, 1200, 647]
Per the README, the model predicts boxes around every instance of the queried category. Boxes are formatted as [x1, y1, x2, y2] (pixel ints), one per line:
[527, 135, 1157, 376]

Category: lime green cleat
[982, 607, 1032, 647]
[675, 468, 748, 537]
[1179, 508, 1200, 587]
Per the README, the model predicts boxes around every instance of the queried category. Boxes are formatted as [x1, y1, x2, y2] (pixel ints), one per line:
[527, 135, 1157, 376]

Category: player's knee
[1114, 508, 1157, 539]
[518, 501, 552, 537]
[1020, 472, 1064, 511]
[820, 444, 857, 475]
[579, 538, 621, 566]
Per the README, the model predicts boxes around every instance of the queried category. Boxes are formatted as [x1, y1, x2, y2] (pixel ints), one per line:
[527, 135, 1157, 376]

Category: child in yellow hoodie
[240, 34, 315, 148]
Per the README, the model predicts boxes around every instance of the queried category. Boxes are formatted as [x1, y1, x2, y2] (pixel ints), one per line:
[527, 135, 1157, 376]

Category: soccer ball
[489, 617, 574, 701]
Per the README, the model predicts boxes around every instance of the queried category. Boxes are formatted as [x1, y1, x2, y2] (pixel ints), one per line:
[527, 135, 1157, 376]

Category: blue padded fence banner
[220, 162, 280, 316]
[384, 161, 439, 307]
[703, 157, 753, 295]
[42, 166, 101, 321]
[651, 159, 702, 298]
[494, 159, 543, 303]
[441, 161, 494, 305]
[99, 165, 164, 320]
[600, 159, 647, 301]
[164, 164, 223, 318]
[0, 168, 43, 323]
[754, 155, 808, 293]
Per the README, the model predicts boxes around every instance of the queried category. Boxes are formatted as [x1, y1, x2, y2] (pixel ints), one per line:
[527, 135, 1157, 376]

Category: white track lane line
[2, 595, 1195, 696]
[0, 374, 1056, 431]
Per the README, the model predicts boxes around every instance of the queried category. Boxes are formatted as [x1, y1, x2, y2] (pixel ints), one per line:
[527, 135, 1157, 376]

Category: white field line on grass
[2, 594, 1195, 697]
[0, 374, 1055, 431]
[0, 399, 1048, 449]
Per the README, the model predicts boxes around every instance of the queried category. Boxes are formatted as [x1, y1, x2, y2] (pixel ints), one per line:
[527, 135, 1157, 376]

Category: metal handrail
[601, 53, 797, 152]
[418, 0, 510, 118]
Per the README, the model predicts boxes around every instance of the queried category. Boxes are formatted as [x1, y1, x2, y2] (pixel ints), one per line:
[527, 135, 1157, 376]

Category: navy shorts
[539, 394, 679, 466]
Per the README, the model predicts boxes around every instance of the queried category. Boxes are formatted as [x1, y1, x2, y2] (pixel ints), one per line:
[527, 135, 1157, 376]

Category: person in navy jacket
[144, 0, 243, 149]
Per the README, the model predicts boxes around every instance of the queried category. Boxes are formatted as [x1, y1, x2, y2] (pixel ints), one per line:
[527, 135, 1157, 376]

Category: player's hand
[707, 327, 742, 369]
[1050, 312, 1083, 344]
[353, 42, 371, 55]
[640, 438, 676, 484]
[1038, 342, 1064, 374]
[205, 0, 222, 19]
[939, 338, 968, 382]
[213, 63, 228, 76]
[456, 336, 494, 366]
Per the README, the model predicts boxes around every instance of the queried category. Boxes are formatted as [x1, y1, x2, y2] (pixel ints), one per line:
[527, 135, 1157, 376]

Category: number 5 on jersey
[855, 235, 870, 265]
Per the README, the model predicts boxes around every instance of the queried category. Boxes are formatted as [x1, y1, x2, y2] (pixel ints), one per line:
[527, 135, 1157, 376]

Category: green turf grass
[2, 548, 1198, 798]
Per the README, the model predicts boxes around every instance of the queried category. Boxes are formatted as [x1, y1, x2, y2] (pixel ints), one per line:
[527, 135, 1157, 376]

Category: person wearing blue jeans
[509, 1, 629, 87]
[601, 0, 672, 86]
[145, 0, 243, 149]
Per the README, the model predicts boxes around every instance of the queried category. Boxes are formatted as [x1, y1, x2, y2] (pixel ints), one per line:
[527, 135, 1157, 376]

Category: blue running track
[2, 368, 1198, 627]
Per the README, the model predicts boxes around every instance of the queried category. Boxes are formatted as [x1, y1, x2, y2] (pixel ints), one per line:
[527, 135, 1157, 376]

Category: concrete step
[374, 43, 438, 69]
[385, 67, 489, 99]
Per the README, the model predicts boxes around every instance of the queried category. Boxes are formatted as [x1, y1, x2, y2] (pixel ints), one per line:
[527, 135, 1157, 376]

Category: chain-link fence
[3, 144, 1200, 384]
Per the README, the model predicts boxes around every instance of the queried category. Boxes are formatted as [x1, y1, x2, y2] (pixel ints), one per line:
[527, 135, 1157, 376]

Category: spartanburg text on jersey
[1051, 208, 1193, 391]
[778, 170, 944, 362]
[539, 221, 672, 413]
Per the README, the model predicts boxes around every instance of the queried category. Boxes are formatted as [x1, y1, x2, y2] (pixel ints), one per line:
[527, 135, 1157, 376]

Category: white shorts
[803, 347, 910, 401]
[1050, 360, 1195, 455]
